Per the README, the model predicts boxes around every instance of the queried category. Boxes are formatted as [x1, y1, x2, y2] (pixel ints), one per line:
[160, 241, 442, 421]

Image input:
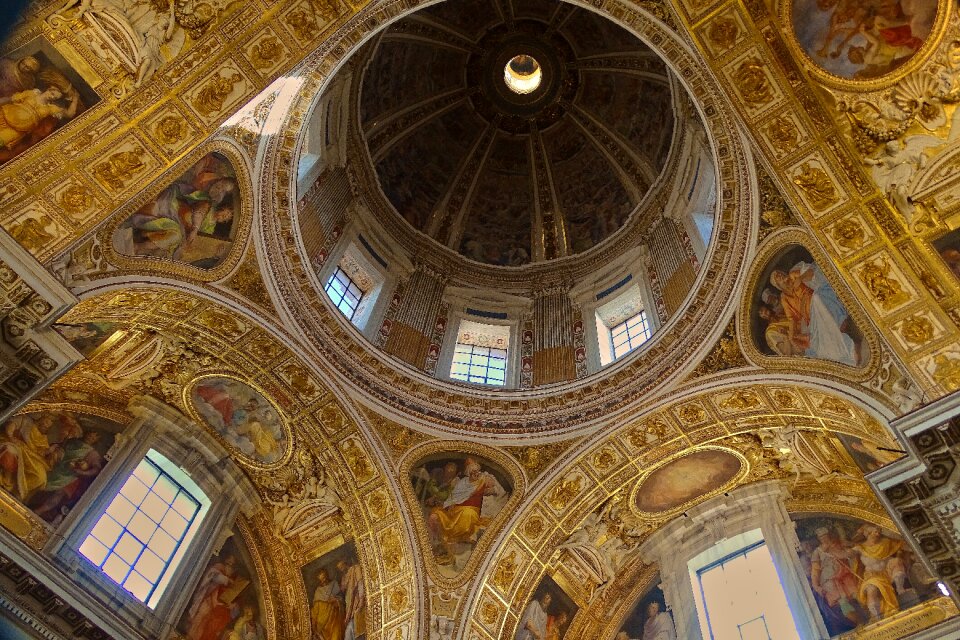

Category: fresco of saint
[0, 411, 119, 525]
[177, 533, 265, 640]
[516, 574, 576, 640]
[410, 454, 510, 577]
[752, 245, 868, 367]
[616, 581, 677, 640]
[0, 38, 98, 167]
[112, 152, 239, 270]
[793, 515, 937, 636]
[301, 541, 366, 640]
[190, 377, 286, 465]
[790, 0, 936, 80]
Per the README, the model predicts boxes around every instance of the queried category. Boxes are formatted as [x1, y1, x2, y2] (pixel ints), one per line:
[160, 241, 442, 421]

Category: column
[384, 262, 447, 369]
[532, 284, 576, 386]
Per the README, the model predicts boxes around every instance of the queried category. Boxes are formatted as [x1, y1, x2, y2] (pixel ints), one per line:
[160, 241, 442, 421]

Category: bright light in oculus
[504, 55, 542, 95]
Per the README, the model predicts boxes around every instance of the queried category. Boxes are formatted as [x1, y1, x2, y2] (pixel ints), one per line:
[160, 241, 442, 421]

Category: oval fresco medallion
[633, 449, 742, 514]
[188, 376, 287, 466]
[789, 0, 938, 81]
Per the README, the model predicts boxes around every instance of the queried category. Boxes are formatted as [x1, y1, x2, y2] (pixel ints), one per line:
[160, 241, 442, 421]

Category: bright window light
[325, 266, 364, 320]
[79, 450, 208, 608]
[611, 310, 651, 359]
[451, 343, 507, 386]
[696, 541, 801, 640]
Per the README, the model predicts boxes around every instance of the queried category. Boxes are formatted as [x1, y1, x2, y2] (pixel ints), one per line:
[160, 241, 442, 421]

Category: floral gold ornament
[718, 389, 761, 411]
[250, 36, 284, 71]
[708, 16, 739, 49]
[932, 353, 960, 392]
[286, 8, 320, 41]
[389, 585, 409, 614]
[9, 215, 57, 253]
[381, 527, 404, 574]
[899, 315, 934, 345]
[791, 162, 839, 212]
[92, 150, 146, 191]
[592, 447, 617, 471]
[772, 390, 798, 409]
[491, 552, 517, 592]
[818, 397, 851, 416]
[523, 515, 545, 540]
[548, 474, 582, 511]
[859, 258, 911, 310]
[765, 116, 800, 155]
[678, 404, 706, 424]
[193, 71, 243, 118]
[340, 437, 374, 483]
[733, 58, 773, 105]
[154, 116, 186, 145]
[832, 218, 866, 251]
[480, 600, 500, 625]
[58, 184, 95, 218]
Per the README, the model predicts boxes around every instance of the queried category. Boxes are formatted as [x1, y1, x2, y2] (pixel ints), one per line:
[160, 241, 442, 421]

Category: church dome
[357, 0, 676, 266]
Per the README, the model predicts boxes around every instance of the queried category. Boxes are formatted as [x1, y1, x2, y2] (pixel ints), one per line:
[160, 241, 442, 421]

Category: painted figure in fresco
[336, 558, 365, 640]
[224, 605, 262, 640]
[27, 429, 103, 523]
[0, 412, 82, 501]
[794, 0, 934, 80]
[516, 592, 551, 640]
[640, 601, 676, 640]
[0, 87, 79, 151]
[114, 153, 238, 269]
[424, 457, 506, 565]
[310, 567, 345, 640]
[0, 46, 91, 166]
[544, 609, 569, 640]
[809, 526, 864, 629]
[191, 378, 284, 464]
[766, 260, 861, 365]
[185, 553, 241, 640]
[852, 525, 910, 621]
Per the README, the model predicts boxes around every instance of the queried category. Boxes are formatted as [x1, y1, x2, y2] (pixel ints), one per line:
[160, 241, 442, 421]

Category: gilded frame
[101, 140, 252, 282]
[737, 227, 881, 382]
[778, 0, 951, 90]
[182, 372, 294, 471]
[627, 446, 749, 522]
[398, 440, 525, 590]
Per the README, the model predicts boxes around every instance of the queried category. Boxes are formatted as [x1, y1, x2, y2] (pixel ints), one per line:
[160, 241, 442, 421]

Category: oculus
[503, 54, 542, 95]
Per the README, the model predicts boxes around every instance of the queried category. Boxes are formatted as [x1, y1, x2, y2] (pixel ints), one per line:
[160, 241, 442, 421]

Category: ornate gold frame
[628, 446, 750, 521]
[398, 440, 525, 590]
[100, 140, 253, 283]
[737, 227, 881, 382]
[778, 0, 952, 90]
[182, 372, 294, 471]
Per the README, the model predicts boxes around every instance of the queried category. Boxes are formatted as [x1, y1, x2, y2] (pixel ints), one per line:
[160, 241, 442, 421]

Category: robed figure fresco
[411, 454, 510, 576]
[516, 575, 576, 640]
[301, 542, 366, 640]
[177, 534, 265, 640]
[0, 411, 117, 525]
[0, 38, 97, 166]
[753, 246, 867, 367]
[113, 152, 239, 270]
[794, 515, 937, 636]
[617, 581, 677, 640]
[190, 377, 285, 465]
